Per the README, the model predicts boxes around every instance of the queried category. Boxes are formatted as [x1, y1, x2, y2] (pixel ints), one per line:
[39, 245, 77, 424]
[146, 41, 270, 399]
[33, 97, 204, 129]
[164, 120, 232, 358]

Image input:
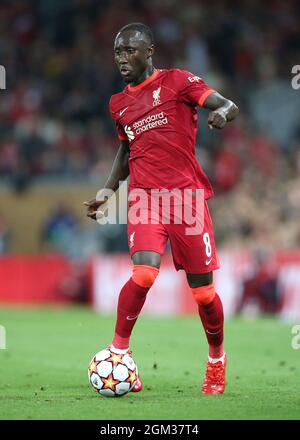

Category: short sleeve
[109, 96, 128, 140]
[177, 70, 215, 107]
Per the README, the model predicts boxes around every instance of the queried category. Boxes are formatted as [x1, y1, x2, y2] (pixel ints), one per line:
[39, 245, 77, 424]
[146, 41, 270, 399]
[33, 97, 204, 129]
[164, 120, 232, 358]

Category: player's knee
[191, 283, 215, 305]
[132, 264, 159, 288]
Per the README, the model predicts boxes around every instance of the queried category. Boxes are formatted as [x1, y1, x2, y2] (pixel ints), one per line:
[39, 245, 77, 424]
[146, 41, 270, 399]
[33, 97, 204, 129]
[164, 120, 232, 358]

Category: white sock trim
[208, 353, 226, 364]
[110, 345, 129, 354]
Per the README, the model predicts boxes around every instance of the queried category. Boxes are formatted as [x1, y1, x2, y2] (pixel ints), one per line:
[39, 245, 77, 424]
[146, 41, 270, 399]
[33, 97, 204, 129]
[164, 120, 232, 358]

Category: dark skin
[84, 29, 239, 288]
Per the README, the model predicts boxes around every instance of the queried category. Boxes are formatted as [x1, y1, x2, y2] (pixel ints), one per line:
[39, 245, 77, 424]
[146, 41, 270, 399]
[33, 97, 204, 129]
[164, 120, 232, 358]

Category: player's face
[114, 31, 153, 84]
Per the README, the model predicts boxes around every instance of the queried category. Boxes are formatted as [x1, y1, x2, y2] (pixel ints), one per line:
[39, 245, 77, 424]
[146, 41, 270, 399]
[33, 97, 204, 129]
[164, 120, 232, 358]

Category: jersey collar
[127, 69, 161, 92]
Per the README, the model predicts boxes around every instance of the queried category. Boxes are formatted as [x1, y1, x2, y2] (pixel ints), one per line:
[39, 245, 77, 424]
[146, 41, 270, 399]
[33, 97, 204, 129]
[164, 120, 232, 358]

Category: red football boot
[109, 345, 143, 393]
[202, 354, 227, 395]
[131, 375, 143, 393]
[126, 349, 143, 393]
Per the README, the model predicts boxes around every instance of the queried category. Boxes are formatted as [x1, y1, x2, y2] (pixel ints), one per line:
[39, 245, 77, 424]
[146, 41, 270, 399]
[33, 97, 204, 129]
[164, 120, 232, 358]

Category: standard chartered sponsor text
[133, 112, 168, 134]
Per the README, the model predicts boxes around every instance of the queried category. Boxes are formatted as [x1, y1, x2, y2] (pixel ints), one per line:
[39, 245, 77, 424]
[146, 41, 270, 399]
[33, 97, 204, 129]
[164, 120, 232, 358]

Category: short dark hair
[118, 23, 154, 45]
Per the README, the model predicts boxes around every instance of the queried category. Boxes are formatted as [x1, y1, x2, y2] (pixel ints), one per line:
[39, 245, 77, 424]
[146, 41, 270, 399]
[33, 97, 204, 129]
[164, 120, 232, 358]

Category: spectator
[0, 214, 10, 254]
[238, 252, 281, 315]
[0, 0, 298, 252]
[41, 202, 78, 254]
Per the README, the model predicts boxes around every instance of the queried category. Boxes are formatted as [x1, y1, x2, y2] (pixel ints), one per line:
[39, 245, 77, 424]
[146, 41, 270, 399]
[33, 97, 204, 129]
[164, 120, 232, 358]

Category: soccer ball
[88, 348, 138, 397]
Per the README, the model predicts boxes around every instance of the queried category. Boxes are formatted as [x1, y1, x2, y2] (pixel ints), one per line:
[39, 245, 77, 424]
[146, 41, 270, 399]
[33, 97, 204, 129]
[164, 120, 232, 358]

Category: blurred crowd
[0, 0, 300, 253]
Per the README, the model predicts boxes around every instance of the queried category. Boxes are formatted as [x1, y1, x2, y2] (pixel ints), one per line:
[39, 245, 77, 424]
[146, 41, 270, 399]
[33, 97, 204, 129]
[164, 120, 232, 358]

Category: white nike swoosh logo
[205, 258, 212, 265]
[126, 315, 138, 321]
[119, 107, 128, 116]
[206, 329, 221, 335]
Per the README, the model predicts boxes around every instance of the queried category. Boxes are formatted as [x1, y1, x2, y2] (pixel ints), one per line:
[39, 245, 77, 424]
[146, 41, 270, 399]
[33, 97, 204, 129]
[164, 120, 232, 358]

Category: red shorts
[127, 191, 220, 274]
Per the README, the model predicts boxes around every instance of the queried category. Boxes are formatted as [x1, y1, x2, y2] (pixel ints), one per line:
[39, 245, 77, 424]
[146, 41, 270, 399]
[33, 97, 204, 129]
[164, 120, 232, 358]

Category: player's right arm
[84, 139, 130, 220]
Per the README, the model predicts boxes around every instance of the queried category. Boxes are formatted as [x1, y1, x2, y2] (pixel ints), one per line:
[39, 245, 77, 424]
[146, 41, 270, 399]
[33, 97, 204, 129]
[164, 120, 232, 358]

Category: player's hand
[83, 198, 107, 221]
[207, 110, 227, 129]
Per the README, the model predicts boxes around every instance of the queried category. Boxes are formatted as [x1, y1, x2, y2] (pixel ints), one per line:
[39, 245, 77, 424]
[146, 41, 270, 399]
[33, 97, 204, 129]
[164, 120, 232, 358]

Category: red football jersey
[109, 68, 215, 199]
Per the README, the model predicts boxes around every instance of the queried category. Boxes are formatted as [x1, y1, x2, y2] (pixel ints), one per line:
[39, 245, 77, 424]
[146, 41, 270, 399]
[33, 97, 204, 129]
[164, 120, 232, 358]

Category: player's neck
[130, 66, 156, 87]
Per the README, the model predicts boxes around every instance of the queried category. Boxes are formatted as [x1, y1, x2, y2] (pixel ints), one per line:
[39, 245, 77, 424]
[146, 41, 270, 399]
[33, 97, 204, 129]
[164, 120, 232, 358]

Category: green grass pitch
[0, 306, 299, 420]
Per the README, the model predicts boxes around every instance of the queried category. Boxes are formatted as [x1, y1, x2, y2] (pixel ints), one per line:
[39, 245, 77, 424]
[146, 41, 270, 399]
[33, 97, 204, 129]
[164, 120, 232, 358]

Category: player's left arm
[203, 92, 239, 129]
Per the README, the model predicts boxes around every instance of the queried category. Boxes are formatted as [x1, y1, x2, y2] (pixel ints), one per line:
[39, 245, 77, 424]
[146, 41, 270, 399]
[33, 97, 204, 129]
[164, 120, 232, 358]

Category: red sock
[198, 293, 224, 358]
[112, 278, 149, 349]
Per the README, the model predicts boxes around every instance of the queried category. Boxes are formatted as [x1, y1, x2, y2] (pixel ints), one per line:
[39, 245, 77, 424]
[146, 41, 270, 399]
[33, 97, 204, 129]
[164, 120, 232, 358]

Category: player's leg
[113, 193, 167, 351]
[112, 250, 161, 350]
[111, 250, 161, 393]
[186, 271, 226, 394]
[110, 192, 168, 391]
[167, 196, 226, 393]
[132, 250, 161, 267]
[186, 271, 224, 359]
